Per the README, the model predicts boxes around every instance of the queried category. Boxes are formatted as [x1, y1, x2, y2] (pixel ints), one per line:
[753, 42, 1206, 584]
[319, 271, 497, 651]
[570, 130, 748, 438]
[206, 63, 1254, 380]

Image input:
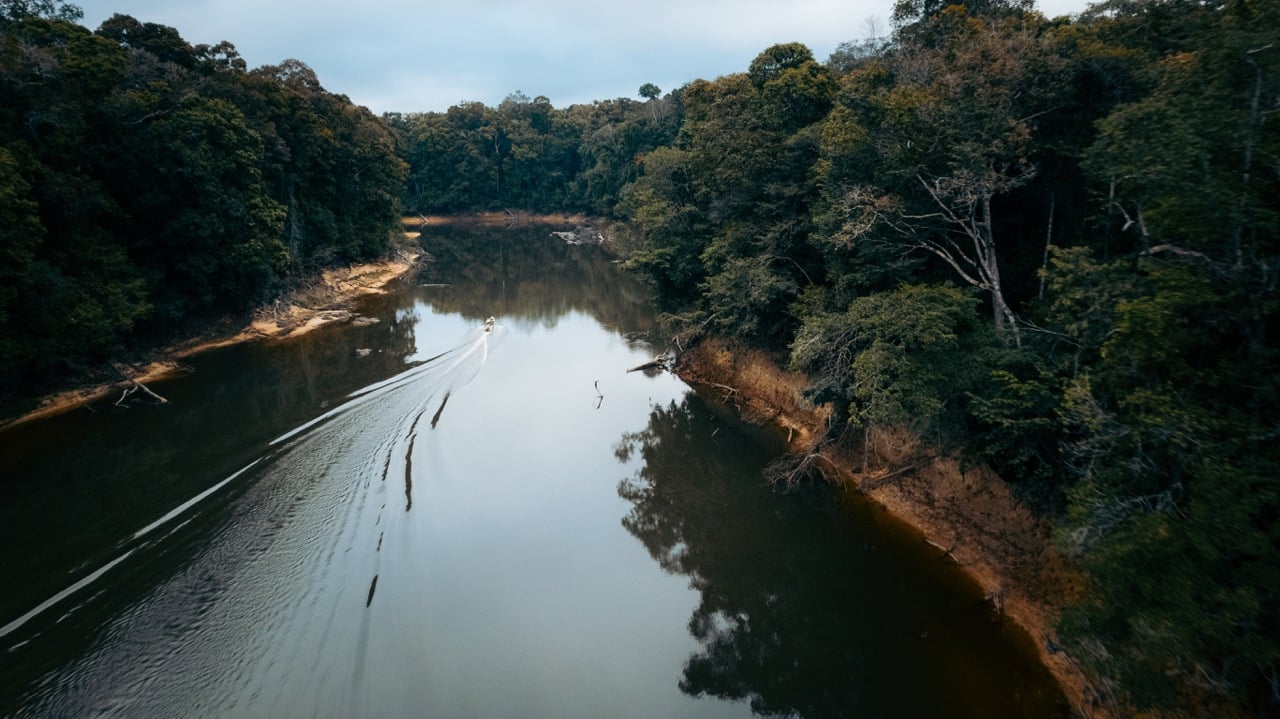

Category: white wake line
[346, 346, 456, 399]
[131, 458, 264, 542]
[270, 334, 488, 447]
[0, 459, 265, 642]
[2, 331, 496, 643]
[1, 549, 136, 642]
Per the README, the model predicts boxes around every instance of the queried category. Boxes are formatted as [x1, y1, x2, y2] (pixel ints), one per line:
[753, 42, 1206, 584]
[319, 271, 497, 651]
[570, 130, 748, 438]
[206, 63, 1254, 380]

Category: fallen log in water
[626, 352, 674, 373]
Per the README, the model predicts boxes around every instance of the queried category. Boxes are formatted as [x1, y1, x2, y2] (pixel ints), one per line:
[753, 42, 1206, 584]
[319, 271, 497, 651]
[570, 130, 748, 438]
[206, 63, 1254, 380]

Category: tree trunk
[1039, 192, 1055, 300]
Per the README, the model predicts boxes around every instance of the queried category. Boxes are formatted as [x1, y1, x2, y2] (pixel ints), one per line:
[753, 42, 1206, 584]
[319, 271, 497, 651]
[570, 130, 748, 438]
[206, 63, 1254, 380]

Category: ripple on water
[13, 333, 493, 717]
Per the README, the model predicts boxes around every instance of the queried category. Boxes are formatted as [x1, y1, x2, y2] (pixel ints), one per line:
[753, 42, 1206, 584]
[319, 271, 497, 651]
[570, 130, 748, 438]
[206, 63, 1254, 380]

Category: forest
[0, 1, 406, 394]
[3, 0, 1278, 714]
[390, 0, 1279, 714]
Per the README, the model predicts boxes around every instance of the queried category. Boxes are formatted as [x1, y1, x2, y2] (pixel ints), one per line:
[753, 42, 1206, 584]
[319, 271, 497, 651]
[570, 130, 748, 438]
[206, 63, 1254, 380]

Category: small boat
[484, 316, 496, 332]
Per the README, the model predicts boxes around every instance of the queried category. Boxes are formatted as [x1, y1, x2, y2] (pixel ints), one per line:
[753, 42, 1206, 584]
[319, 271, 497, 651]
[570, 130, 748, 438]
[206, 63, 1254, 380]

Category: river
[0, 225, 1067, 717]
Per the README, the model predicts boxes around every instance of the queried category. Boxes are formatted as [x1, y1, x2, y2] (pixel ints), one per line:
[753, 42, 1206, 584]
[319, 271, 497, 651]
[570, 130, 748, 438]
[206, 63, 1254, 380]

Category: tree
[0, 0, 80, 23]
[791, 283, 988, 434]
[829, 9, 1062, 344]
[97, 14, 198, 68]
[0, 13, 406, 395]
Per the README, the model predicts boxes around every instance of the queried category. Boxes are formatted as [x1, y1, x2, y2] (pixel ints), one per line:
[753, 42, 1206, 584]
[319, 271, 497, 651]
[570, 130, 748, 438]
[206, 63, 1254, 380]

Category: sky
[80, 0, 1096, 115]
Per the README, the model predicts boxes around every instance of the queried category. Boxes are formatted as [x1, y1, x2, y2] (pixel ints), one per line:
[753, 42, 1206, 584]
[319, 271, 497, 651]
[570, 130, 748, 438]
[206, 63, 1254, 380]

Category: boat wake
[270, 321, 499, 446]
[1, 319, 503, 657]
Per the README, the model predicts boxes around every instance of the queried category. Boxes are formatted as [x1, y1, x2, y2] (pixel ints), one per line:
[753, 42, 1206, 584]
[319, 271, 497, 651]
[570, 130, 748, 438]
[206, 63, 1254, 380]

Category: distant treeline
[386, 88, 680, 217]
[393, 0, 1279, 715]
[0, 2, 406, 394]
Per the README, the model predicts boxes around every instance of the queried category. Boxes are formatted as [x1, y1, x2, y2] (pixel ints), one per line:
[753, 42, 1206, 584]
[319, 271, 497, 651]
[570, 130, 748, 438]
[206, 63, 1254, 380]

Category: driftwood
[626, 352, 674, 373]
[551, 226, 603, 245]
[857, 458, 932, 492]
[111, 363, 170, 407]
[626, 358, 664, 373]
[114, 381, 168, 407]
[764, 450, 840, 488]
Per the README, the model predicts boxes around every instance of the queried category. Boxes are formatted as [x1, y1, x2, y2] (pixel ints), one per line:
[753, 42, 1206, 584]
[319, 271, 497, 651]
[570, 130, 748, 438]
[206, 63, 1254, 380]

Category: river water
[0, 226, 1067, 717]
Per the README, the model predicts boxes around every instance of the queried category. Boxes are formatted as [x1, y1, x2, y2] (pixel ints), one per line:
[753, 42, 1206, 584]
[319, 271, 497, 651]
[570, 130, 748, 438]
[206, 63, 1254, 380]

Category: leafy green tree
[700, 255, 798, 345]
[97, 13, 197, 67]
[618, 146, 708, 305]
[1042, 5, 1280, 709]
[791, 283, 989, 433]
[0, 148, 46, 379]
[127, 96, 288, 319]
[749, 42, 836, 130]
[0, 13, 405, 396]
[621, 46, 833, 346]
[1083, 5, 1279, 266]
[0, 0, 80, 23]
[834, 9, 1068, 344]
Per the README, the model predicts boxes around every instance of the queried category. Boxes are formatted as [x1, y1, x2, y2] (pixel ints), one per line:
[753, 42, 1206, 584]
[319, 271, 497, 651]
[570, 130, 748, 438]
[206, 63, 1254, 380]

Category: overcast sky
[81, 0, 1096, 115]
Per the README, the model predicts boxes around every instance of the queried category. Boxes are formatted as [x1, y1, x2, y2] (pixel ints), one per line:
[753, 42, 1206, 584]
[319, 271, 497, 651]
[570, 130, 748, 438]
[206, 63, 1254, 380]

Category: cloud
[81, 0, 1094, 114]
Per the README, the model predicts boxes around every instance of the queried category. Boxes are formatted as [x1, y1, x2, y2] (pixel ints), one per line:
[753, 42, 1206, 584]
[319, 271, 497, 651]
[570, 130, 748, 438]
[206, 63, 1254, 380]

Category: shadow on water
[0, 224, 647, 633]
[616, 394, 1070, 718]
[0, 224, 1067, 718]
[0, 319, 505, 714]
[0, 225, 672, 716]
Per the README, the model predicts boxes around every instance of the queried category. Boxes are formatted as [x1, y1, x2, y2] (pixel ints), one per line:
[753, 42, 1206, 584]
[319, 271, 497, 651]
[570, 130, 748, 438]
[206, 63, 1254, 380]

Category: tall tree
[829, 9, 1063, 344]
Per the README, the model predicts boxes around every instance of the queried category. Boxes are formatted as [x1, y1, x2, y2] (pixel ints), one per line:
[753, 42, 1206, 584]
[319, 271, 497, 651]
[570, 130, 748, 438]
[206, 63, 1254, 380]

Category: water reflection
[617, 397, 1069, 718]
[0, 315, 424, 629]
[411, 224, 657, 335]
[0, 225, 654, 631]
[0, 225, 1066, 718]
[0, 226, 711, 718]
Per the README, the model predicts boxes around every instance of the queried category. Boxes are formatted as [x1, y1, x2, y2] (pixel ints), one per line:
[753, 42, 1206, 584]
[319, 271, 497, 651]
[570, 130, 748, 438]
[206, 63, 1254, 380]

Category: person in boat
[484, 316, 496, 332]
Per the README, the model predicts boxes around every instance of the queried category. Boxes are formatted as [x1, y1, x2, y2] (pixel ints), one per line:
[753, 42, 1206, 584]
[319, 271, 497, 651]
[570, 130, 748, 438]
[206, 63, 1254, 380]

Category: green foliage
[1039, 246, 1138, 363]
[0, 14, 404, 395]
[1082, 0, 1280, 262]
[700, 255, 798, 344]
[0, 0, 81, 23]
[390, 91, 677, 215]
[791, 284, 989, 432]
[845, 285, 989, 429]
[603, 5, 1280, 714]
[1048, 251, 1280, 709]
[2, 2, 1277, 712]
[0, 148, 42, 327]
[967, 357, 1066, 502]
[1061, 457, 1280, 710]
[617, 146, 708, 304]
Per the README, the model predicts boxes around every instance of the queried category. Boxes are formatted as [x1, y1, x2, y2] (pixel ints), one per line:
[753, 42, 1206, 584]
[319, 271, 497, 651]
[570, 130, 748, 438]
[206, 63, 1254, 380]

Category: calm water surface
[0, 226, 1067, 717]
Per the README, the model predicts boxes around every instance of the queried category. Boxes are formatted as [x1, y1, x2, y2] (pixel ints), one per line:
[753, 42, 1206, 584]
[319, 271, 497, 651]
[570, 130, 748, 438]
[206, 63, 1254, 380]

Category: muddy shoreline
[672, 337, 1099, 719]
[0, 252, 423, 431]
[2, 213, 613, 432]
[2, 224, 1093, 714]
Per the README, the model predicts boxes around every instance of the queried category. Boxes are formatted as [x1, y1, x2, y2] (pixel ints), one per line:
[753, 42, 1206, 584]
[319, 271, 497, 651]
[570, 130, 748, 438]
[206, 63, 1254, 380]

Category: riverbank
[403, 211, 593, 229]
[673, 337, 1099, 719]
[3, 213, 623, 431]
[0, 251, 421, 431]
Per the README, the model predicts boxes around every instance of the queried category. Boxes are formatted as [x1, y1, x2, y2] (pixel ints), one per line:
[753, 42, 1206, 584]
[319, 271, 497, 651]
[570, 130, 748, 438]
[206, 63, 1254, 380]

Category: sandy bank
[403, 211, 593, 229]
[2, 252, 421, 431]
[4, 212, 607, 429]
[673, 337, 1100, 719]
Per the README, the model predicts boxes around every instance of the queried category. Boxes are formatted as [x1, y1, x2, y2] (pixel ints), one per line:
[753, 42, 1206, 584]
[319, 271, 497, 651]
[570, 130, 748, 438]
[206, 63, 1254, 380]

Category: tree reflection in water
[616, 395, 1069, 718]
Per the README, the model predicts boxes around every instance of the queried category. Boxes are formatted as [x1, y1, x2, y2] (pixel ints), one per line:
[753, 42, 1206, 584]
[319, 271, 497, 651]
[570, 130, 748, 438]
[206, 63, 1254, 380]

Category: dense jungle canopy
[2, 0, 1278, 714]
[0, 1, 406, 391]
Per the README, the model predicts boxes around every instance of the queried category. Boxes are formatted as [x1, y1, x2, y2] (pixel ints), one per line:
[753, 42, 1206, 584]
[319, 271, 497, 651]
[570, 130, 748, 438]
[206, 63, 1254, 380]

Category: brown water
[0, 226, 1067, 717]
